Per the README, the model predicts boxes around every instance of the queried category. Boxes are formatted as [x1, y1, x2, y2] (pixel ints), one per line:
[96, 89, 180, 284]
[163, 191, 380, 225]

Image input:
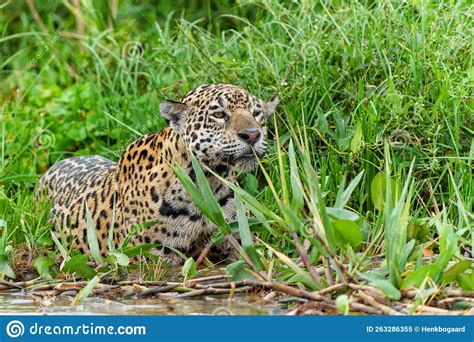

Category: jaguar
[37, 84, 278, 264]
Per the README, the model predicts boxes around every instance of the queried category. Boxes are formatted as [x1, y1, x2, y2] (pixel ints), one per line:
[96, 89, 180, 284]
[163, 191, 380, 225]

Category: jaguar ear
[263, 95, 279, 117]
[159, 100, 189, 131]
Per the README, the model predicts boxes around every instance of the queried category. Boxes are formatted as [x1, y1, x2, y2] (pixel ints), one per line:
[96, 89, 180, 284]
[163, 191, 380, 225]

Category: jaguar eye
[213, 111, 226, 119]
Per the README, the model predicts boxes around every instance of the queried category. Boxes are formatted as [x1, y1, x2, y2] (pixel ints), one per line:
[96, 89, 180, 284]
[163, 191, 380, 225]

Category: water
[0, 292, 286, 315]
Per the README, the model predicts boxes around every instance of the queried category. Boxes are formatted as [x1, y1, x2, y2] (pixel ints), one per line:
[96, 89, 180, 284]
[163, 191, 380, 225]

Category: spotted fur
[37, 84, 278, 265]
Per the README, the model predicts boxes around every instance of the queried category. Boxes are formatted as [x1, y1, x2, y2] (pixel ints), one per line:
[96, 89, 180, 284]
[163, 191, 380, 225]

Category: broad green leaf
[85, 202, 104, 264]
[33, 256, 55, 279]
[401, 265, 436, 289]
[357, 270, 386, 283]
[326, 207, 360, 221]
[181, 257, 197, 280]
[244, 173, 259, 195]
[36, 235, 54, 247]
[350, 122, 363, 153]
[72, 275, 99, 305]
[441, 260, 471, 284]
[226, 260, 256, 281]
[286, 274, 321, 289]
[457, 272, 474, 291]
[407, 222, 430, 242]
[0, 255, 15, 279]
[370, 279, 401, 300]
[0, 219, 7, 254]
[107, 251, 130, 267]
[122, 243, 160, 258]
[332, 219, 363, 249]
[370, 172, 401, 211]
[64, 254, 96, 280]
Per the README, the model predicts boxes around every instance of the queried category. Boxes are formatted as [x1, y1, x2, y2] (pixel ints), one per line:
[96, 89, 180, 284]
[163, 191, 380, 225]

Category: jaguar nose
[237, 128, 261, 146]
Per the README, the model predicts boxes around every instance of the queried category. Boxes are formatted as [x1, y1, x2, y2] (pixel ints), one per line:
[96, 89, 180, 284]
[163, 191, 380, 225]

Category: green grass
[0, 0, 472, 309]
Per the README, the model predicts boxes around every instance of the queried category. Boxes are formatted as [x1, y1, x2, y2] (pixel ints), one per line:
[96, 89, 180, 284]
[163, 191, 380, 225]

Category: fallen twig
[437, 297, 474, 306]
[173, 286, 251, 299]
[0, 280, 24, 290]
[292, 232, 321, 288]
[357, 290, 403, 315]
[138, 284, 181, 298]
[195, 240, 213, 266]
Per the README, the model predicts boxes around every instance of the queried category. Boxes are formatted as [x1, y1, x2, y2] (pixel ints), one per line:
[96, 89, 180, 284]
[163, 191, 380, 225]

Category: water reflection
[0, 292, 286, 315]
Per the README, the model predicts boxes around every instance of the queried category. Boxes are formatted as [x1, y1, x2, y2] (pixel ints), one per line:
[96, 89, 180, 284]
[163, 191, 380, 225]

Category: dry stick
[0, 280, 24, 290]
[357, 290, 404, 315]
[117, 280, 180, 287]
[350, 302, 380, 315]
[324, 257, 334, 286]
[225, 234, 254, 268]
[187, 274, 228, 284]
[109, 0, 119, 29]
[445, 289, 474, 298]
[402, 288, 474, 301]
[26, 0, 49, 34]
[348, 284, 387, 304]
[138, 284, 181, 298]
[292, 232, 322, 287]
[59, 31, 89, 40]
[193, 281, 244, 289]
[316, 283, 347, 296]
[71, 0, 84, 52]
[241, 280, 333, 303]
[92, 285, 120, 294]
[226, 234, 267, 280]
[311, 227, 350, 282]
[437, 297, 474, 305]
[182, 279, 333, 303]
[427, 182, 441, 215]
[401, 304, 461, 315]
[195, 240, 213, 266]
[9, 278, 63, 289]
[26, 279, 70, 291]
[173, 286, 251, 299]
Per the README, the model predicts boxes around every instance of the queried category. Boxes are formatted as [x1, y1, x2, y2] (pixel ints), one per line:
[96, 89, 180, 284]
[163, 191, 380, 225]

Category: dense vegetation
[0, 1, 472, 313]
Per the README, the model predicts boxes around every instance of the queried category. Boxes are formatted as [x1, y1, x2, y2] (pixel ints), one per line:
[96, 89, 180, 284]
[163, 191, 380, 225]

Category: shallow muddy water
[0, 292, 286, 315]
